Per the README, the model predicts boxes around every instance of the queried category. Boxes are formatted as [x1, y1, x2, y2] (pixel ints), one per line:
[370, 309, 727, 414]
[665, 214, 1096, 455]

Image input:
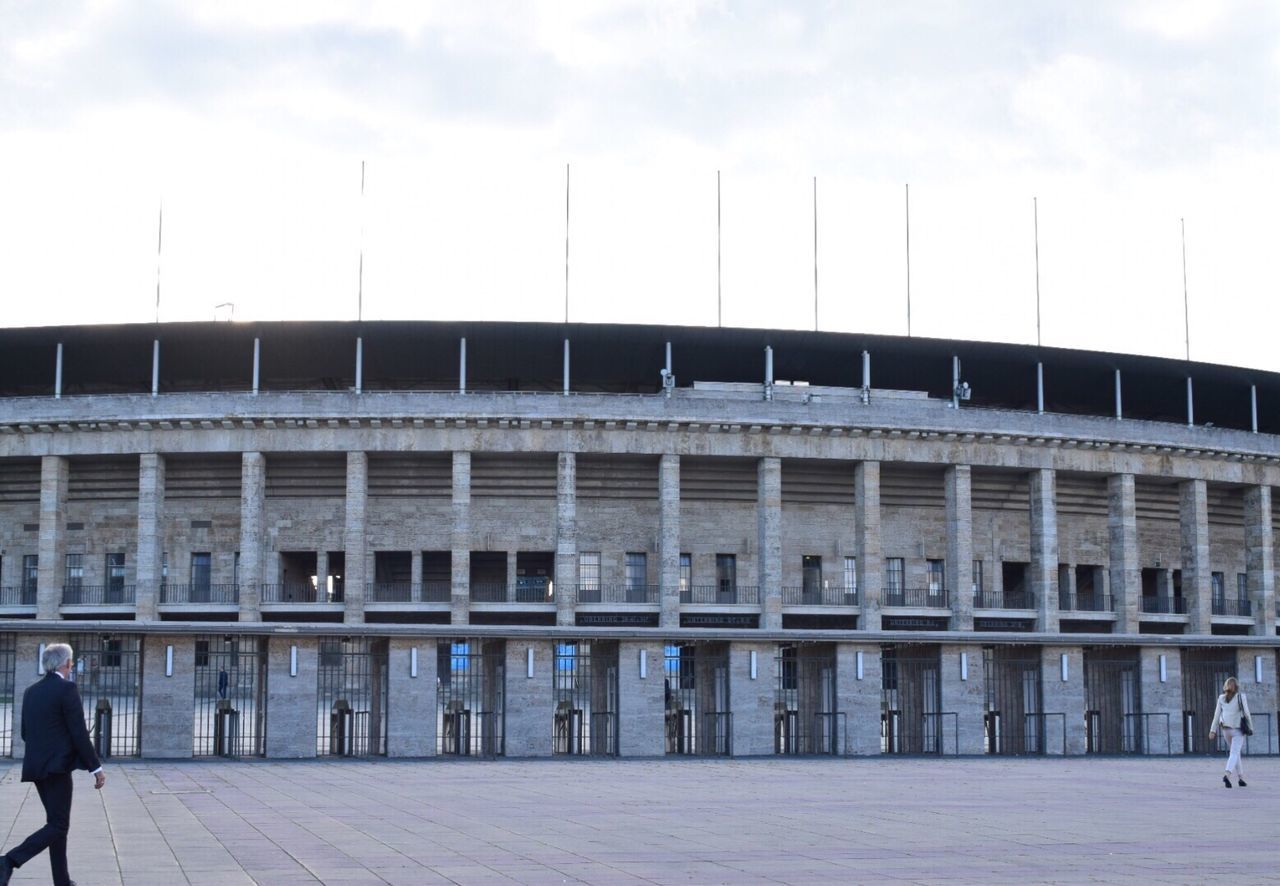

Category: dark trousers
[7, 772, 73, 886]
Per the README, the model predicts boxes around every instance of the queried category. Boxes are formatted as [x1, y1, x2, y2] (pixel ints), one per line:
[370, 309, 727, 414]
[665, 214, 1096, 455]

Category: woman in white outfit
[1208, 676, 1252, 788]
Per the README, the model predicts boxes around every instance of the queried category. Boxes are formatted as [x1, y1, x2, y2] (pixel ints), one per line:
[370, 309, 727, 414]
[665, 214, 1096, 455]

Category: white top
[1209, 691, 1251, 732]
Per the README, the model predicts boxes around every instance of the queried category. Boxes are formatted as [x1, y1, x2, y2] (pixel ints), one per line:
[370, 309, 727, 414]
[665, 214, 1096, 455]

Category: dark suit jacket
[20, 671, 101, 783]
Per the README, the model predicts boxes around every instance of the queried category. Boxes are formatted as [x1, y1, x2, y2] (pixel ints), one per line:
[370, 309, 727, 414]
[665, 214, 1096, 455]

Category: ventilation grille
[680, 457, 756, 502]
[68, 458, 139, 501]
[577, 455, 658, 500]
[1057, 474, 1108, 518]
[880, 464, 945, 509]
[368, 454, 451, 497]
[1134, 479, 1179, 522]
[166, 455, 241, 499]
[265, 455, 346, 498]
[971, 470, 1030, 512]
[0, 459, 40, 503]
[471, 454, 557, 499]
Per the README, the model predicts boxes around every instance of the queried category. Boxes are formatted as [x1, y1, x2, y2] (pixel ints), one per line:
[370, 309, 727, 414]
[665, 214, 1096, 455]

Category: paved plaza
[1, 756, 1276, 885]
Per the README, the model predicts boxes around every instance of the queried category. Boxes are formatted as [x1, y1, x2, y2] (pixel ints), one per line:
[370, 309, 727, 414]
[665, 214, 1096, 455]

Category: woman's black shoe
[1238, 778, 1247, 787]
[1223, 775, 1232, 788]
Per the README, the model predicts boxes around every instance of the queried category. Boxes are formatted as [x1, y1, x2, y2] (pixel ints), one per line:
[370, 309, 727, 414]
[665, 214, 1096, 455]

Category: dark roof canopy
[0, 320, 1276, 433]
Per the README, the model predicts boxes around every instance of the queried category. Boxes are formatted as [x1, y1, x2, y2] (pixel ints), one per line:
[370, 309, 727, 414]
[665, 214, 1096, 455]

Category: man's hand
[94, 770, 106, 790]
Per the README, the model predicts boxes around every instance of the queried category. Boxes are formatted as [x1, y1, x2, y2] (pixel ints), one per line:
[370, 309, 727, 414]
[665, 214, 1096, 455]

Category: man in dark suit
[1, 643, 106, 886]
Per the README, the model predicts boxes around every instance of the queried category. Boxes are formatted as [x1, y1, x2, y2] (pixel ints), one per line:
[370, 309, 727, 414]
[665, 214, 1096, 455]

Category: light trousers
[1222, 725, 1246, 777]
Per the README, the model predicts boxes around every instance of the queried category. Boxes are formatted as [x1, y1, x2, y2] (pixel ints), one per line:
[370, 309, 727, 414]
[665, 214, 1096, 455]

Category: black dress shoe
[1223, 775, 1232, 788]
[0, 854, 14, 886]
[1238, 778, 1247, 787]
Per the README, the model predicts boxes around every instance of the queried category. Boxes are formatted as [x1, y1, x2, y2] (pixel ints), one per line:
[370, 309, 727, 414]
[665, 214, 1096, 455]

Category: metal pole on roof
[905, 183, 912, 337]
[1181, 218, 1190, 362]
[564, 164, 571, 324]
[813, 176, 819, 332]
[358, 161, 365, 322]
[154, 202, 163, 324]
[1251, 384, 1258, 433]
[1034, 197, 1042, 348]
[717, 170, 722, 328]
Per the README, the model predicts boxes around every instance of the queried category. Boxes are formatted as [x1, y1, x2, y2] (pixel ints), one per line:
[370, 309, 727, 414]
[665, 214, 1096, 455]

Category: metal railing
[160, 583, 239, 604]
[1211, 597, 1252, 617]
[811, 711, 849, 755]
[781, 586, 859, 606]
[882, 587, 950, 608]
[680, 585, 760, 605]
[368, 581, 451, 603]
[974, 590, 1035, 610]
[470, 582, 555, 604]
[61, 584, 135, 605]
[1058, 593, 1115, 612]
[0, 586, 37, 606]
[1121, 712, 1173, 755]
[1141, 596, 1187, 614]
[882, 710, 959, 755]
[576, 584, 660, 604]
[261, 583, 341, 604]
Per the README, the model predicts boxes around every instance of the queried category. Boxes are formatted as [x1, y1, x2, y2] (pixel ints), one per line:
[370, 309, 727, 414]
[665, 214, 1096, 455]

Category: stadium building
[0, 320, 1276, 760]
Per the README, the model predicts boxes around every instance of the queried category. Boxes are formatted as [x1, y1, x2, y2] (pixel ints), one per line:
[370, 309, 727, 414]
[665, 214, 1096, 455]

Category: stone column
[316, 551, 329, 600]
[1238, 648, 1278, 755]
[265, 636, 319, 758]
[619, 639, 666, 756]
[1244, 485, 1275, 636]
[1029, 469, 1059, 632]
[37, 455, 69, 619]
[344, 452, 368, 623]
[727, 640, 776, 756]
[140, 635, 194, 758]
[134, 454, 165, 622]
[555, 452, 577, 627]
[855, 461, 882, 631]
[659, 454, 681, 629]
[1041, 646, 1086, 755]
[940, 644, 985, 755]
[945, 465, 974, 630]
[1139, 646, 1183, 755]
[238, 453, 265, 622]
[504, 639, 553, 757]
[451, 451, 471, 626]
[1179, 479, 1212, 633]
[836, 643, 882, 755]
[757, 457, 782, 630]
[410, 551, 423, 602]
[1108, 473, 1140, 633]
[387, 637, 437, 757]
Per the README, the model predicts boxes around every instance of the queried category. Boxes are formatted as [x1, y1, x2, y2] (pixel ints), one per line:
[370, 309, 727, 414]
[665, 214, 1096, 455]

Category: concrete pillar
[387, 637, 436, 757]
[727, 641, 775, 756]
[945, 465, 974, 630]
[1238, 648, 1278, 754]
[619, 639, 665, 756]
[757, 457, 782, 630]
[36, 455, 69, 619]
[1179, 479, 1212, 633]
[1244, 485, 1275, 636]
[855, 461, 882, 631]
[940, 644, 985, 755]
[659, 454, 681, 629]
[555, 453, 577, 627]
[451, 451, 471, 625]
[1139, 646, 1183, 755]
[1029, 469, 1059, 632]
[1041, 646, 1086, 755]
[10, 634, 44, 760]
[265, 636, 318, 758]
[836, 643, 882, 755]
[140, 635, 194, 758]
[1108, 474, 1140, 632]
[316, 550, 329, 600]
[238, 453, 265, 621]
[135, 454, 165, 621]
[504, 639, 553, 757]
[344, 452, 367, 623]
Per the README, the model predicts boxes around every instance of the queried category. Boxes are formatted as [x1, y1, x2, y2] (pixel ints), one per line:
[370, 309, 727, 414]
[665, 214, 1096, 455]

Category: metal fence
[0, 587, 36, 606]
[1181, 648, 1236, 754]
[974, 591, 1036, 610]
[680, 585, 759, 605]
[1059, 593, 1115, 612]
[577, 585, 660, 604]
[1211, 598, 1252, 617]
[1084, 652, 1144, 754]
[194, 636, 267, 757]
[316, 637, 387, 757]
[1142, 596, 1188, 614]
[438, 639, 505, 756]
[881, 645, 946, 754]
[70, 633, 142, 758]
[780, 586, 859, 606]
[0, 634, 14, 756]
[775, 643, 840, 755]
[664, 642, 731, 756]
[262, 583, 338, 604]
[62, 584, 136, 606]
[367, 581, 452, 603]
[882, 588, 950, 608]
[983, 647, 1046, 755]
[161, 583, 239, 604]
[553, 641, 619, 756]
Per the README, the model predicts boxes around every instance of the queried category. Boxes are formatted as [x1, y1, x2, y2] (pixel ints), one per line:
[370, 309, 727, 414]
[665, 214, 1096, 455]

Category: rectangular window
[162, 552, 169, 582]
[106, 552, 126, 587]
[716, 554, 736, 601]
[802, 555, 822, 595]
[22, 554, 38, 603]
[1237, 573, 1248, 600]
[972, 560, 984, 595]
[885, 558, 905, 593]
[1211, 572, 1225, 603]
[103, 638, 122, 669]
[625, 552, 647, 589]
[191, 553, 212, 589]
[195, 639, 210, 669]
[679, 553, 692, 592]
[65, 553, 84, 588]
[234, 552, 241, 587]
[927, 559, 945, 593]
[843, 556, 857, 594]
[578, 552, 601, 600]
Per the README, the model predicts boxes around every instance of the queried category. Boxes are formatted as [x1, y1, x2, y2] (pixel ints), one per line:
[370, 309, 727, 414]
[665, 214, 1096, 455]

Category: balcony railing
[470, 580, 555, 604]
[61, 584, 135, 605]
[882, 587, 950, 608]
[367, 581, 452, 603]
[974, 590, 1036, 610]
[1058, 593, 1115, 613]
[261, 583, 342, 604]
[1140, 595, 1187, 614]
[781, 586, 859, 606]
[577, 584, 660, 604]
[0, 586, 37, 606]
[160, 583, 239, 604]
[680, 585, 760, 605]
[1211, 597, 1252, 617]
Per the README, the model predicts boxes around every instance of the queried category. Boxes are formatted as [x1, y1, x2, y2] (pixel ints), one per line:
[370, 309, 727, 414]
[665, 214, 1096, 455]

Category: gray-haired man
[1, 643, 105, 886]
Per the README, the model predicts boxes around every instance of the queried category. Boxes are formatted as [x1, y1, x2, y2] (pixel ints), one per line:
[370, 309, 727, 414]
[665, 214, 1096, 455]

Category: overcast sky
[2, 1, 1278, 372]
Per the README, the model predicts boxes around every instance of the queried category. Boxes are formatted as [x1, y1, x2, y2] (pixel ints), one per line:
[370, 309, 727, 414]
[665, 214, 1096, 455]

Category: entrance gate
[437, 639, 505, 756]
[553, 640, 619, 756]
[1084, 649, 1144, 754]
[70, 633, 142, 758]
[983, 646, 1044, 755]
[1182, 648, 1235, 755]
[194, 636, 267, 757]
[317, 637, 387, 757]
[0, 634, 13, 757]
[775, 643, 841, 754]
[881, 645, 943, 754]
[664, 642, 731, 755]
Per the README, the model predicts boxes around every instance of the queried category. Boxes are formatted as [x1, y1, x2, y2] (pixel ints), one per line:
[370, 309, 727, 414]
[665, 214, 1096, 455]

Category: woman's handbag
[1240, 712, 1254, 736]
